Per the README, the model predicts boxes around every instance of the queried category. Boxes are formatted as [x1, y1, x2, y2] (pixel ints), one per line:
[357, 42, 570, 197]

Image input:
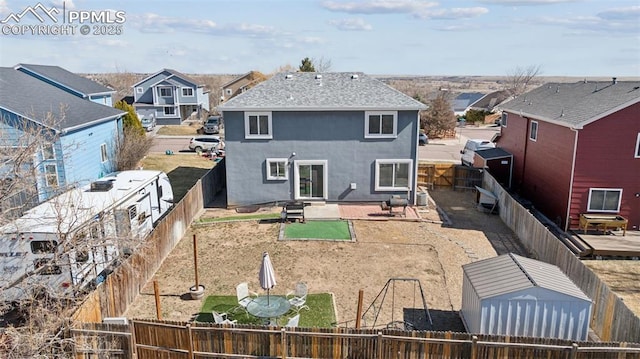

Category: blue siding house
[218, 72, 426, 207]
[15, 63, 116, 106]
[0, 67, 124, 204]
[132, 69, 210, 125]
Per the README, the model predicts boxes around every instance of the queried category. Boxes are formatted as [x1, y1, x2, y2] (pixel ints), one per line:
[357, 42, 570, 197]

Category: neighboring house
[15, 63, 115, 106]
[497, 79, 640, 231]
[132, 69, 209, 125]
[468, 90, 511, 113]
[452, 92, 485, 117]
[0, 67, 125, 204]
[220, 71, 267, 102]
[218, 72, 426, 207]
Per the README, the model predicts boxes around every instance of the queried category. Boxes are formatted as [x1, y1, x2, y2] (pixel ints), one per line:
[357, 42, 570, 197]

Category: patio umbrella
[259, 252, 277, 304]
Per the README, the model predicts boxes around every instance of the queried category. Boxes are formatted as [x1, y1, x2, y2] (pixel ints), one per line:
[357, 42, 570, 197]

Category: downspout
[413, 111, 420, 204]
[520, 117, 530, 189]
[565, 127, 579, 231]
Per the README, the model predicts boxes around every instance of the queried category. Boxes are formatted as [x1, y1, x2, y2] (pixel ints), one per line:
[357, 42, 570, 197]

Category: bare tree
[505, 65, 542, 97]
[312, 56, 333, 72]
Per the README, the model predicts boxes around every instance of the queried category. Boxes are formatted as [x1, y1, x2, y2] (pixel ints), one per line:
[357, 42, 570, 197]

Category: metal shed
[472, 147, 513, 188]
[461, 253, 592, 340]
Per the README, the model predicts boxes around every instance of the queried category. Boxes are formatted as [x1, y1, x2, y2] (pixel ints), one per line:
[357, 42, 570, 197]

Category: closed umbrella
[259, 252, 277, 304]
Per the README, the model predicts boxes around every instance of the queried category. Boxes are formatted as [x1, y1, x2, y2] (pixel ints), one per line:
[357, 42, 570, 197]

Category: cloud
[328, 18, 373, 31]
[478, 0, 578, 5]
[597, 6, 640, 21]
[132, 13, 277, 37]
[413, 7, 489, 20]
[536, 6, 640, 34]
[48, 0, 75, 9]
[321, 0, 438, 15]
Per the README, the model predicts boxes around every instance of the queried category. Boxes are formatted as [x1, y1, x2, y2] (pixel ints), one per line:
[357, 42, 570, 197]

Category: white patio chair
[286, 282, 310, 313]
[212, 311, 237, 325]
[234, 282, 258, 313]
[285, 314, 300, 328]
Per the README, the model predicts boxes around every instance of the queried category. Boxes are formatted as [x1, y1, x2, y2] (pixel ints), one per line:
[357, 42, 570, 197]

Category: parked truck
[0, 170, 173, 303]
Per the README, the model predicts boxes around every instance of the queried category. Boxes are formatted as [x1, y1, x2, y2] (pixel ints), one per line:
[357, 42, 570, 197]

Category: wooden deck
[569, 229, 640, 258]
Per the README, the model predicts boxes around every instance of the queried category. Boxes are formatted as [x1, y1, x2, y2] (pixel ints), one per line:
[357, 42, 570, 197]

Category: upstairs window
[635, 133, 640, 158]
[159, 87, 172, 97]
[266, 158, 288, 180]
[501, 112, 508, 127]
[365, 111, 397, 138]
[375, 159, 412, 191]
[136, 87, 143, 94]
[529, 121, 538, 141]
[44, 164, 58, 187]
[42, 143, 55, 160]
[182, 88, 194, 96]
[245, 112, 272, 139]
[588, 188, 622, 212]
[100, 143, 108, 163]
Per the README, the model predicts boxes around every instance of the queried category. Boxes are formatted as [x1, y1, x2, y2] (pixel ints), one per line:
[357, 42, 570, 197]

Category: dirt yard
[124, 190, 516, 330]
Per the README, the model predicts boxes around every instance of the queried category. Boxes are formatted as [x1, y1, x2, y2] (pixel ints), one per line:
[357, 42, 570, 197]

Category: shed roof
[0, 67, 124, 132]
[15, 63, 114, 96]
[499, 80, 640, 129]
[463, 253, 590, 301]
[218, 72, 427, 111]
[475, 147, 512, 160]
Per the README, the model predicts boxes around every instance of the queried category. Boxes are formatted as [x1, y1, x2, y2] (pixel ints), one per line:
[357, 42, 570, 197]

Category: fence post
[281, 328, 287, 359]
[569, 343, 578, 359]
[130, 320, 138, 359]
[377, 332, 383, 359]
[187, 324, 194, 359]
[471, 335, 478, 359]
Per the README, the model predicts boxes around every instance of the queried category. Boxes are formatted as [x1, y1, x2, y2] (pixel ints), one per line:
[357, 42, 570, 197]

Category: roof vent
[90, 180, 114, 192]
[285, 74, 293, 79]
[315, 74, 322, 80]
[612, 77, 617, 84]
[351, 74, 358, 79]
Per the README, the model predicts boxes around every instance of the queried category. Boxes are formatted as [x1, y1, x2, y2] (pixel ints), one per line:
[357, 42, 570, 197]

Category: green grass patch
[198, 213, 281, 223]
[285, 220, 351, 240]
[195, 293, 336, 328]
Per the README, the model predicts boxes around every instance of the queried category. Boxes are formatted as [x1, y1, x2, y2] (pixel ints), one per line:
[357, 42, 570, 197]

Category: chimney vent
[285, 74, 293, 79]
[612, 77, 617, 84]
[315, 74, 322, 80]
[351, 74, 359, 79]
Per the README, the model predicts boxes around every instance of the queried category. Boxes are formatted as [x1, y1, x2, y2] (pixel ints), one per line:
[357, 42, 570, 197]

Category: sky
[0, 0, 639, 77]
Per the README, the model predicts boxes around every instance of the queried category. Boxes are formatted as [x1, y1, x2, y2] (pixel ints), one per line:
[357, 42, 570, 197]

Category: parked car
[188, 135, 224, 152]
[203, 115, 222, 134]
[140, 117, 156, 132]
[460, 139, 495, 166]
[419, 132, 429, 145]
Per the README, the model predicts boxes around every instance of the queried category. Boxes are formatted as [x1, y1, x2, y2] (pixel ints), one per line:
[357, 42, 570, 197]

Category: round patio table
[246, 296, 291, 325]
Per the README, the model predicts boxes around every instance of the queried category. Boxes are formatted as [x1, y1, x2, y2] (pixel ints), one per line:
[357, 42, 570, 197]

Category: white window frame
[266, 158, 288, 181]
[374, 159, 413, 191]
[42, 143, 55, 160]
[158, 86, 172, 97]
[244, 112, 272, 139]
[635, 133, 640, 158]
[501, 112, 508, 127]
[294, 160, 328, 200]
[100, 143, 108, 163]
[587, 188, 623, 213]
[365, 111, 397, 138]
[136, 87, 143, 94]
[164, 106, 176, 116]
[529, 121, 538, 141]
[182, 87, 194, 97]
[44, 163, 58, 187]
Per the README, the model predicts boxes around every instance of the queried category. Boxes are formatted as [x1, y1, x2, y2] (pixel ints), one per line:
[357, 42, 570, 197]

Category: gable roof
[463, 253, 590, 301]
[470, 90, 511, 111]
[132, 68, 201, 88]
[15, 63, 114, 97]
[0, 67, 124, 132]
[219, 72, 427, 111]
[221, 71, 253, 88]
[453, 92, 485, 112]
[499, 80, 640, 129]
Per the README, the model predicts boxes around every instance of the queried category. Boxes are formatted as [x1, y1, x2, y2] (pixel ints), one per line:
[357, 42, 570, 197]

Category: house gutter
[61, 113, 124, 134]
[565, 127, 579, 231]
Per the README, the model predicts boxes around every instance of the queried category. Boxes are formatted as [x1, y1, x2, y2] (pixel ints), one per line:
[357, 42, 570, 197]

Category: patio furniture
[283, 201, 305, 223]
[287, 282, 310, 313]
[285, 314, 300, 328]
[234, 282, 258, 313]
[246, 295, 291, 325]
[579, 214, 628, 236]
[212, 311, 237, 325]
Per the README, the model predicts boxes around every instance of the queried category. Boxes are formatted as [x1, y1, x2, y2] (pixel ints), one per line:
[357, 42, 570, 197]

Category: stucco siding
[224, 110, 418, 206]
[570, 103, 640, 230]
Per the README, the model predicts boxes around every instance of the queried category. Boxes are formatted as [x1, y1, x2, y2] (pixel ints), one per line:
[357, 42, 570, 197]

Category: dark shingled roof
[475, 147, 512, 160]
[15, 63, 114, 96]
[219, 72, 427, 111]
[499, 80, 640, 129]
[0, 67, 124, 131]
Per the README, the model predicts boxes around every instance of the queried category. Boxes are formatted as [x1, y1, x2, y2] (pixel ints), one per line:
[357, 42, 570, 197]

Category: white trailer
[0, 170, 173, 303]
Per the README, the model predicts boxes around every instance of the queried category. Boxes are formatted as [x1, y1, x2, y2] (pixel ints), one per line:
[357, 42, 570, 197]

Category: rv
[0, 170, 173, 303]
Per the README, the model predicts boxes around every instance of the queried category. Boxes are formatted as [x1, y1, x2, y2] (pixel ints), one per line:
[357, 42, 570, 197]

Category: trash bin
[417, 192, 428, 207]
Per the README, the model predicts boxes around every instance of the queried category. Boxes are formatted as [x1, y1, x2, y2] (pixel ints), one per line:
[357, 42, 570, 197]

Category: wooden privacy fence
[71, 320, 640, 359]
[72, 170, 208, 322]
[482, 173, 640, 343]
[417, 162, 483, 191]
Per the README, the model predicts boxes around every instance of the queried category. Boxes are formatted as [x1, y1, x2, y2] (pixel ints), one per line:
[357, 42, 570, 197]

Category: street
[419, 125, 501, 163]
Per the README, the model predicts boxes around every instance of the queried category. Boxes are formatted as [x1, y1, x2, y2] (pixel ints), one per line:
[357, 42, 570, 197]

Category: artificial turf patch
[284, 220, 352, 240]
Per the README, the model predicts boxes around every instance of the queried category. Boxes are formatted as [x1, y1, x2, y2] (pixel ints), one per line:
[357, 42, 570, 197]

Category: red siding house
[497, 79, 640, 232]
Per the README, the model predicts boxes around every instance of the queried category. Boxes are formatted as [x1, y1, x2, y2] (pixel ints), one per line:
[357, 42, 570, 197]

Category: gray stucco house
[218, 72, 426, 207]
